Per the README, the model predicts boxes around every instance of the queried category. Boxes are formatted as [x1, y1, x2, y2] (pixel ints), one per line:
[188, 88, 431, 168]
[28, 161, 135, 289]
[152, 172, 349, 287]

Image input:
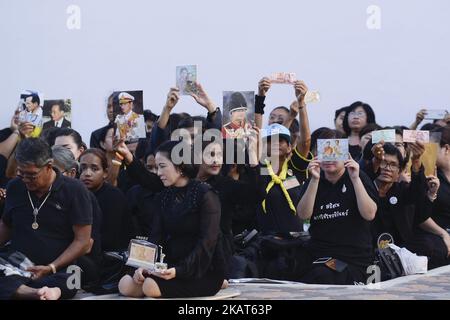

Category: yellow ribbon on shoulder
[262, 159, 297, 215]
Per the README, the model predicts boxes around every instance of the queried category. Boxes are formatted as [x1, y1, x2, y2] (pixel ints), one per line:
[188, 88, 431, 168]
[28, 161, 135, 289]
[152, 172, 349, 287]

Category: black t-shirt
[372, 167, 429, 246]
[255, 150, 312, 235]
[93, 182, 131, 252]
[432, 169, 450, 229]
[349, 145, 362, 161]
[299, 170, 378, 267]
[2, 171, 93, 265]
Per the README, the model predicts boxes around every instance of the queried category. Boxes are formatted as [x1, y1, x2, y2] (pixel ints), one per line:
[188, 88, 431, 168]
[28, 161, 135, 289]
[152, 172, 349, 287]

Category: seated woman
[79, 148, 131, 252]
[195, 138, 258, 279]
[118, 140, 225, 298]
[296, 130, 378, 285]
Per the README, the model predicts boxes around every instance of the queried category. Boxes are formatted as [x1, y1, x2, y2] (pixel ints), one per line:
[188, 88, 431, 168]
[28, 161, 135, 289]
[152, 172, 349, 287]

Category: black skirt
[149, 267, 224, 298]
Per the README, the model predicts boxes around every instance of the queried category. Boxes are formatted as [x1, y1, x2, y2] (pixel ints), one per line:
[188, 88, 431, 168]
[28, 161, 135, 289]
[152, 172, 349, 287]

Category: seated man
[0, 138, 93, 300]
[295, 131, 378, 285]
[370, 143, 450, 269]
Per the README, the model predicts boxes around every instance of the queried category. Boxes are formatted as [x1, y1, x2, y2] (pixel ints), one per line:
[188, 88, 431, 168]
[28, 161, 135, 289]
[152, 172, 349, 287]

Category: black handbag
[375, 247, 405, 281]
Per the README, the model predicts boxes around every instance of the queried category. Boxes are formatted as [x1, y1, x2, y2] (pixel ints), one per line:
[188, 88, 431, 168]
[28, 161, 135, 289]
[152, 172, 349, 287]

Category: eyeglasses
[349, 111, 366, 118]
[379, 160, 399, 171]
[16, 166, 47, 181]
[394, 142, 407, 149]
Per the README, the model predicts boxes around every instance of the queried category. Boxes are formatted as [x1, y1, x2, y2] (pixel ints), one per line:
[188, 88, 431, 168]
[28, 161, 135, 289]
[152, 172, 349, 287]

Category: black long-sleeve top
[126, 158, 224, 279]
[254, 150, 312, 235]
[126, 184, 157, 238]
[204, 169, 257, 237]
[93, 183, 132, 251]
[371, 166, 430, 246]
[432, 169, 450, 229]
[149, 180, 224, 279]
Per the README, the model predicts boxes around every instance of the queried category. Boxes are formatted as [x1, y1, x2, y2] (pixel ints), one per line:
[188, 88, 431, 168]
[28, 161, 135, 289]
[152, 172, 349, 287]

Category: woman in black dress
[118, 140, 225, 298]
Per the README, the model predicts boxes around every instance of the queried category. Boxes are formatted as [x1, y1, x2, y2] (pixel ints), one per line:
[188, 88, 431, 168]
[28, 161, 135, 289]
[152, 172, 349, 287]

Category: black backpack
[375, 247, 405, 281]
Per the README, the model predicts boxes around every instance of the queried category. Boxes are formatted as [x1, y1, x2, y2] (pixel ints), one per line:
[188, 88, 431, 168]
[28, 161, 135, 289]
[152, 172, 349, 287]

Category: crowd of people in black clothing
[0, 78, 449, 299]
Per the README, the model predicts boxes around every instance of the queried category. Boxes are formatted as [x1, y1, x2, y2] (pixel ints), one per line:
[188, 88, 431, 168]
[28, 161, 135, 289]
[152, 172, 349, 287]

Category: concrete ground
[76, 265, 450, 300]
[229, 265, 450, 300]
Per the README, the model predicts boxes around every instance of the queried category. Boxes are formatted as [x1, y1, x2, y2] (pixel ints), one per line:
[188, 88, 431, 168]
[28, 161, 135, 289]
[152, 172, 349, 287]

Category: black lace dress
[148, 180, 225, 298]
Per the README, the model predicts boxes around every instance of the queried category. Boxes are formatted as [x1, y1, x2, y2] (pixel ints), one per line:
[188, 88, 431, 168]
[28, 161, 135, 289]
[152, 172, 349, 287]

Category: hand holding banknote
[258, 77, 271, 96]
[294, 80, 308, 107]
[270, 72, 296, 84]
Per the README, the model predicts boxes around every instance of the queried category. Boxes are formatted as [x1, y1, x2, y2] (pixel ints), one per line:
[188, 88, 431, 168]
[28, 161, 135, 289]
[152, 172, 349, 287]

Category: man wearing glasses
[0, 138, 93, 300]
[371, 143, 450, 271]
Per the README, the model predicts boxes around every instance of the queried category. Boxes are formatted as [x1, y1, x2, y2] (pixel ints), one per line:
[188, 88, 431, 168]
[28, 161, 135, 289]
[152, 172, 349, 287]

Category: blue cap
[262, 123, 291, 144]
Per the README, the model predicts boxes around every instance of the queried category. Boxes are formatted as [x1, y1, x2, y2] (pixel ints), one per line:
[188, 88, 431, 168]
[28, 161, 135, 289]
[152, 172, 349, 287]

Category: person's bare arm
[409, 142, 425, 173]
[410, 109, 426, 130]
[27, 225, 92, 279]
[255, 77, 271, 129]
[255, 113, 263, 130]
[156, 88, 180, 130]
[53, 225, 92, 268]
[5, 154, 17, 179]
[420, 218, 450, 257]
[370, 141, 385, 174]
[282, 100, 298, 130]
[345, 158, 377, 221]
[101, 127, 121, 187]
[297, 160, 320, 220]
[106, 152, 121, 187]
[0, 116, 21, 159]
[0, 133, 19, 159]
[294, 81, 311, 157]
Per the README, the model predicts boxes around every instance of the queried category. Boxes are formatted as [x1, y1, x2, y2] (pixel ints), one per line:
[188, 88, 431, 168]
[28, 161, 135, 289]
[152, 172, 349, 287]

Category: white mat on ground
[228, 264, 450, 290]
[80, 287, 241, 300]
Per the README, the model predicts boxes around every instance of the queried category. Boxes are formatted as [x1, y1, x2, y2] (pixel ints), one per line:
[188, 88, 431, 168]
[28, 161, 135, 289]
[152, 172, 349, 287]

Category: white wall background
[1, 0, 449, 144]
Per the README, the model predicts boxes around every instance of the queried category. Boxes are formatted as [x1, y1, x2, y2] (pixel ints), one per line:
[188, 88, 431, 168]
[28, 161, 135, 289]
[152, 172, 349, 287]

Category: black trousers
[0, 254, 100, 300]
[0, 273, 77, 300]
[276, 245, 369, 285]
[405, 230, 450, 270]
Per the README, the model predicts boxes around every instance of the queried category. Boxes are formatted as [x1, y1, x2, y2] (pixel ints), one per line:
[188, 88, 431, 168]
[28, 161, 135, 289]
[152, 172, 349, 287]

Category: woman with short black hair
[342, 101, 376, 160]
[117, 140, 225, 298]
[79, 148, 131, 252]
